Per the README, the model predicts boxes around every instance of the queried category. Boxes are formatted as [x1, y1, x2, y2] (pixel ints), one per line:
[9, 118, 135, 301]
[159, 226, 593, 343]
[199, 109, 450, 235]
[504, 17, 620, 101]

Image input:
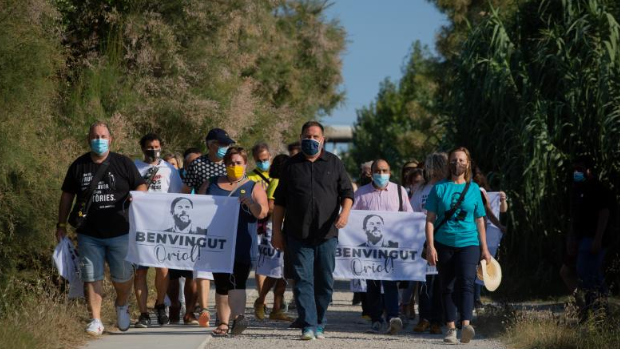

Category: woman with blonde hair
[425, 147, 491, 344]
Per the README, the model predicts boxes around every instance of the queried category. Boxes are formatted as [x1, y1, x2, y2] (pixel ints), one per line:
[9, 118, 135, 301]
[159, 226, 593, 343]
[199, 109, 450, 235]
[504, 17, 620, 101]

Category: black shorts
[169, 269, 193, 280]
[213, 262, 252, 295]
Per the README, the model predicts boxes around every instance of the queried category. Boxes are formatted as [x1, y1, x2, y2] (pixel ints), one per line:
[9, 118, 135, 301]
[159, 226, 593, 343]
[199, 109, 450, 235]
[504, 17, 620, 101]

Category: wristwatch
[56, 222, 67, 229]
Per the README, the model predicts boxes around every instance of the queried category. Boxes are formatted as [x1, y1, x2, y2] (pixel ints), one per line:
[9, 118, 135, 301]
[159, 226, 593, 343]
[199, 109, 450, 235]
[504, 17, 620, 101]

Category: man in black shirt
[57, 121, 147, 335]
[570, 155, 614, 318]
[272, 121, 354, 340]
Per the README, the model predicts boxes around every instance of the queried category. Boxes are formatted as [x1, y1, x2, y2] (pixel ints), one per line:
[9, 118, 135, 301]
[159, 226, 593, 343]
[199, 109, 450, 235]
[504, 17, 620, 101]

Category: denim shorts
[77, 233, 134, 283]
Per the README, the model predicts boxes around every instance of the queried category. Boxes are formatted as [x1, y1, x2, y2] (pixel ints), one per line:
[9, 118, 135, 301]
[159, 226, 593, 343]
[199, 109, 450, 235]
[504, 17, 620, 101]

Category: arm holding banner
[481, 190, 506, 233]
[56, 191, 75, 242]
[240, 182, 268, 219]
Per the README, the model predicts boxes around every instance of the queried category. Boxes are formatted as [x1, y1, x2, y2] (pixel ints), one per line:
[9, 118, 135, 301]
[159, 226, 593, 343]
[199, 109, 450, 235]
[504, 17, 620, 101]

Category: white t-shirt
[134, 159, 183, 193]
[410, 183, 434, 213]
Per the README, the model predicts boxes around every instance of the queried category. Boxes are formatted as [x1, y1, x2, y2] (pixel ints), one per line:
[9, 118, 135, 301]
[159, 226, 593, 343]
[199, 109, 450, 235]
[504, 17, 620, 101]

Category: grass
[475, 297, 620, 349]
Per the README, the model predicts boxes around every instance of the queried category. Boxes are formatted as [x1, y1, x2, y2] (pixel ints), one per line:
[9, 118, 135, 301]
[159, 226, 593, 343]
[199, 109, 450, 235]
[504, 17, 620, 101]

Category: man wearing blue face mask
[352, 159, 413, 334]
[57, 121, 148, 335]
[272, 121, 354, 340]
[181, 127, 235, 327]
[569, 155, 615, 321]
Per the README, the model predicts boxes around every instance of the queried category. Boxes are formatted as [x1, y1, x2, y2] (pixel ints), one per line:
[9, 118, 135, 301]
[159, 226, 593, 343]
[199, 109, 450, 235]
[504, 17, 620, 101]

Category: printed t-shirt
[410, 183, 433, 213]
[134, 159, 183, 193]
[61, 152, 146, 239]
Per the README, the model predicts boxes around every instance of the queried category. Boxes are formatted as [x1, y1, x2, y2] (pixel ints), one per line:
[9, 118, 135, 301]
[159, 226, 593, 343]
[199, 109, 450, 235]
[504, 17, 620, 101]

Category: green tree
[444, 0, 620, 296]
[347, 42, 443, 179]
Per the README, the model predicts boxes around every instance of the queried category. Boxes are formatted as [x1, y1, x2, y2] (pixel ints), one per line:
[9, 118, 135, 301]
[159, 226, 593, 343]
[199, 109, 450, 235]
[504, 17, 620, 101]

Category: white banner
[335, 210, 427, 281]
[256, 222, 284, 278]
[126, 191, 239, 273]
[477, 191, 504, 285]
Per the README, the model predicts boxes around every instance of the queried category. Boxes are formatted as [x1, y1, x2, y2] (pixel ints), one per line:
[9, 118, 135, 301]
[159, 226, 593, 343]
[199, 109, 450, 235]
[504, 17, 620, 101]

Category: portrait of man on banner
[360, 214, 398, 248]
[164, 197, 207, 234]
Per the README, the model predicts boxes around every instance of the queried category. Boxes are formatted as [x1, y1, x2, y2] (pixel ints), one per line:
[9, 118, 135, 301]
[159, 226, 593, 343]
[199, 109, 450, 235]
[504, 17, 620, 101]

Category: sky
[323, 0, 448, 126]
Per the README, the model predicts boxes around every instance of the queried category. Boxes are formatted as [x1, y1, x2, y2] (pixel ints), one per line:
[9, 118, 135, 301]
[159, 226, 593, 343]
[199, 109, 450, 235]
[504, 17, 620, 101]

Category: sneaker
[183, 312, 199, 325]
[198, 309, 210, 328]
[429, 323, 443, 335]
[315, 326, 325, 339]
[461, 324, 475, 343]
[155, 303, 169, 325]
[368, 321, 383, 333]
[116, 304, 130, 332]
[269, 310, 294, 322]
[387, 317, 402, 335]
[134, 313, 151, 328]
[413, 319, 430, 333]
[230, 315, 248, 335]
[288, 317, 304, 329]
[301, 328, 316, 340]
[86, 319, 104, 336]
[443, 328, 458, 344]
[254, 300, 266, 320]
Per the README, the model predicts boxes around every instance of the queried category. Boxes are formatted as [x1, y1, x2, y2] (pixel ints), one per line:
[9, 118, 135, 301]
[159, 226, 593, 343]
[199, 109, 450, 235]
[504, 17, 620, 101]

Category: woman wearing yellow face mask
[198, 146, 269, 336]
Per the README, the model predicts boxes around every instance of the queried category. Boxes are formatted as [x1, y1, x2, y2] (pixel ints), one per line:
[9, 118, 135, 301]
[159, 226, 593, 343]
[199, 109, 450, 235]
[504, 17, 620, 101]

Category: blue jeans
[576, 237, 608, 311]
[435, 242, 480, 323]
[366, 280, 399, 323]
[418, 273, 442, 324]
[78, 233, 134, 283]
[287, 236, 337, 332]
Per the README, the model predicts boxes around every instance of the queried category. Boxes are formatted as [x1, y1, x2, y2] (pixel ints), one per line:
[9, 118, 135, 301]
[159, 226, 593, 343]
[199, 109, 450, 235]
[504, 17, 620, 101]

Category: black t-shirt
[62, 152, 146, 238]
[571, 179, 615, 241]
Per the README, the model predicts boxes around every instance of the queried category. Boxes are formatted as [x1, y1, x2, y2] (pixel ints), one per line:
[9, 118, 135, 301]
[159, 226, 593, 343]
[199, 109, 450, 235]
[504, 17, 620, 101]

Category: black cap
[205, 128, 235, 145]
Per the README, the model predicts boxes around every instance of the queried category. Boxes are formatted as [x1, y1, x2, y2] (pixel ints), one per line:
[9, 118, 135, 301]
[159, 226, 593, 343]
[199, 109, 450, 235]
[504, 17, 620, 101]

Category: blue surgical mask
[574, 171, 586, 183]
[90, 139, 109, 155]
[216, 146, 228, 159]
[372, 173, 390, 188]
[257, 160, 270, 172]
[301, 138, 321, 156]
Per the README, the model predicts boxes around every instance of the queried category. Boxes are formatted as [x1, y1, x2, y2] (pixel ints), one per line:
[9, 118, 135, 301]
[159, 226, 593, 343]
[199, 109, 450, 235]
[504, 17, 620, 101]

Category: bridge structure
[324, 124, 353, 156]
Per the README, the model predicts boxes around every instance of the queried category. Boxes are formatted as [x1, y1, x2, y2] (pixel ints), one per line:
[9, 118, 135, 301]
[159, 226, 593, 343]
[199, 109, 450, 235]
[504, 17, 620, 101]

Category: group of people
[55, 119, 611, 344]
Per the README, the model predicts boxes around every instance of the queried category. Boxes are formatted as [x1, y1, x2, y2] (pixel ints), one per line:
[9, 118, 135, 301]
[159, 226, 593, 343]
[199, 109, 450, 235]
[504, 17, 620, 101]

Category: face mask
[372, 173, 390, 188]
[574, 171, 586, 183]
[450, 162, 467, 177]
[216, 146, 229, 159]
[144, 149, 161, 162]
[226, 165, 245, 181]
[257, 160, 270, 172]
[301, 138, 321, 156]
[90, 139, 109, 155]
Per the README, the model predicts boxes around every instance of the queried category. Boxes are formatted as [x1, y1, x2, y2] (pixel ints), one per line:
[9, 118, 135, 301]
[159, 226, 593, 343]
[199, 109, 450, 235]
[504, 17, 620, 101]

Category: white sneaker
[461, 324, 475, 343]
[86, 319, 104, 336]
[387, 317, 403, 335]
[116, 304, 130, 332]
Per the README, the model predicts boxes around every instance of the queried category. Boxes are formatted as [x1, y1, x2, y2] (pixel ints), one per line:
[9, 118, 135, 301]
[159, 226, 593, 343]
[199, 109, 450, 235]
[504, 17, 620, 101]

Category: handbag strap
[253, 168, 271, 185]
[434, 181, 471, 233]
[144, 165, 160, 190]
[397, 184, 403, 212]
[80, 157, 110, 214]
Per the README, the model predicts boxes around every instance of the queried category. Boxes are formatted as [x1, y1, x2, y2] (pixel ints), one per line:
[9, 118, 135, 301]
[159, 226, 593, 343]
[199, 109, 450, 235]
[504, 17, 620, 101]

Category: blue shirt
[425, 180, 486, 248]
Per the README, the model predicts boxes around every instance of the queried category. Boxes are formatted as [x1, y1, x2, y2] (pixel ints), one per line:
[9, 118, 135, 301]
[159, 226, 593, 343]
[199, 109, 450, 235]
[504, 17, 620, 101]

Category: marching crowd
[56, 120, 613, 344]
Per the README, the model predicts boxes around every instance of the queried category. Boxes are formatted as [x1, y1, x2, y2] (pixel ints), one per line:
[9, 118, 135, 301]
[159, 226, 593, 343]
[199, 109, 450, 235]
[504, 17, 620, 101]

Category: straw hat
[477, 257, 502, 292]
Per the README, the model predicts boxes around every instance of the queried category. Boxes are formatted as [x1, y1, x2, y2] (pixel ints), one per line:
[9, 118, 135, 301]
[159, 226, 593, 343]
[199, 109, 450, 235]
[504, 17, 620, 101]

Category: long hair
[423, 152, 449, 185]
[447, 147, 473, 182]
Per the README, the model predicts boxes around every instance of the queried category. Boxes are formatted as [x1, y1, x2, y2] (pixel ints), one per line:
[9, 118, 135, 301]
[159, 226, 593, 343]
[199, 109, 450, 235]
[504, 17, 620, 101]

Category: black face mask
[144, 149, 161, 162]
[450, 162, 467, 177]
[360, 175, 372, 186]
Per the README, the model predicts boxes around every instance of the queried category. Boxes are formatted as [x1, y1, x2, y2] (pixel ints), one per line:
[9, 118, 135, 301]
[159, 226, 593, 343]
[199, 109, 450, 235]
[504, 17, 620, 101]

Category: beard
[366, 230, 382, 245]
[173, 215, 191, 231]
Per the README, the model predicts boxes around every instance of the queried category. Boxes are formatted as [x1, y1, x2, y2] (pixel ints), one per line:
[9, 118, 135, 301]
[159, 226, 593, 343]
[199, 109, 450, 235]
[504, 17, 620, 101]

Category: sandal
[211, 323, 229, 337]
[230, 315, 248, 335]
[198, 309, 210, 328]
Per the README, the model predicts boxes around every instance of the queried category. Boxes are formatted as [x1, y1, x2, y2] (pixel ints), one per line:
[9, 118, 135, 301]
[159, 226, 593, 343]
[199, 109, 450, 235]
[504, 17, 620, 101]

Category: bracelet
[56, 222, 67, 229]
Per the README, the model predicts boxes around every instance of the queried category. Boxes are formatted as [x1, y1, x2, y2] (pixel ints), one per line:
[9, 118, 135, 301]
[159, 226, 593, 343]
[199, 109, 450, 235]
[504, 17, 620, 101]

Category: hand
[334, 212, 349, 229]
[271, 230, 285, 251]
[481, 248, 492, 264]
[499, 191, 507, 202]
[590, 239, 602, 255]
[56, 227, 66, 243]
[427, 246, 438, 266]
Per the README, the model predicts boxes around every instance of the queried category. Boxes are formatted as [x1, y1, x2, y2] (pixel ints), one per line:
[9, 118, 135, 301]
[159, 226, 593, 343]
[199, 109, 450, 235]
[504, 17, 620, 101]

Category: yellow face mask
[226, 165, 245, 181]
